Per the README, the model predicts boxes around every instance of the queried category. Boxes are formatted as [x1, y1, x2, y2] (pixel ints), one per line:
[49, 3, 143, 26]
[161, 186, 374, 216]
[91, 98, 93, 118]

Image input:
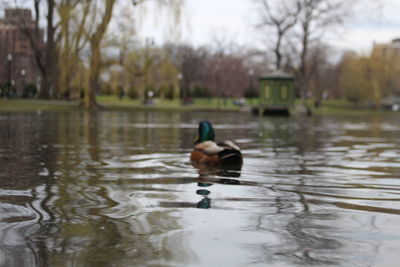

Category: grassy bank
[0, 96, 394, 115]
[0, 96, 246, 112]
[303, 99, 390, 115]
[96, 95, 246, 111]
[0, 99, 78, 112]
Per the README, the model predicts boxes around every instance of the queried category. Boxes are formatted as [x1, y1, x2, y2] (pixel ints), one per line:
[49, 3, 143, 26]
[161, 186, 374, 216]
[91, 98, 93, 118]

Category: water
[1, 110, 400, 266]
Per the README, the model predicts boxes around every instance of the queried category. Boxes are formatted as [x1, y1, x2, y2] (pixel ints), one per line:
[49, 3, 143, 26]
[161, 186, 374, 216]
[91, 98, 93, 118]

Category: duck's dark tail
[218, 149, 243, 166]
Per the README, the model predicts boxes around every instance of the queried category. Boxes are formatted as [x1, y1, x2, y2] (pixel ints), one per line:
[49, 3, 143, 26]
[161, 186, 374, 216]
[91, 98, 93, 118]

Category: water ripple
[1, 111, 400, 266]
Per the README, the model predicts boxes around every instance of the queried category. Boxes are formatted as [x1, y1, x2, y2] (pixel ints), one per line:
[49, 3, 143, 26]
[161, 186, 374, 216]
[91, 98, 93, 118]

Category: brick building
[371, 38, 400, 97]
[372, 38, 400, 59]
[0, 8, 44, 97]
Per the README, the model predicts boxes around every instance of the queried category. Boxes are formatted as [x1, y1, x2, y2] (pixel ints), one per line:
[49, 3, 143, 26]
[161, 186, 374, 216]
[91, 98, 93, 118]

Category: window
[280, 85, 288, 99]
[264, 85, 271, 99]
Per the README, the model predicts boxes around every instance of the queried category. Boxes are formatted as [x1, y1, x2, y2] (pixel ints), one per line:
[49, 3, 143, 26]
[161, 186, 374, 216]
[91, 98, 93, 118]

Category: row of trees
[254, 0, 357, 108]
[5, 0, 399, 109]
[6, 0, 184, 109]
[254, 0, 400, 109]
[100, 43, 267, 100]
[339, 48, 400, 108]
[5, 0, 270, 106]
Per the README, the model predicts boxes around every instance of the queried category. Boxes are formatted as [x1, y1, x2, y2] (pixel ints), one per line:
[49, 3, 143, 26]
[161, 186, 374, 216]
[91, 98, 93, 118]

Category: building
[371, 38, 400, 97]
[256, 71, 295, 116]
[0, 8, 44, 97]
[371, 38, 400, 60]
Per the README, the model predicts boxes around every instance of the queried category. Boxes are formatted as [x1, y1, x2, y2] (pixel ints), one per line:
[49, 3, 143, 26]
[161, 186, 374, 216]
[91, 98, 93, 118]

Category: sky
[137, 0, 400, 54]
[2, 0, 399, 54]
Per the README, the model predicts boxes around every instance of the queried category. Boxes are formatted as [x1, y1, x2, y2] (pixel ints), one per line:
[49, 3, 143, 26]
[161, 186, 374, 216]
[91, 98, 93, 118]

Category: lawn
[0, 96, 392, 115]
[96, 95, 246, 111]
[0, 99, 78, 111]
[0, 96, 246, 112]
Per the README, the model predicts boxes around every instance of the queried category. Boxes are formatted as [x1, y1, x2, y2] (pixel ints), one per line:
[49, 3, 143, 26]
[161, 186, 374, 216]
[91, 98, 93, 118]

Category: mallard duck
[190, 120, 243, 167]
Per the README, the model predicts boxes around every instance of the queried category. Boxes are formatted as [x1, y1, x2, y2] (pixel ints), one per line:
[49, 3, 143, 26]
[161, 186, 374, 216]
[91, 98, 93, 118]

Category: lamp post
[36, 76, 42, 97]
[177, 72, 184, 102]
[247, 69, 255, 104]
[20, 68, 26, 97]
[248, 69, 254, 90]
[7, 53, 13, 97]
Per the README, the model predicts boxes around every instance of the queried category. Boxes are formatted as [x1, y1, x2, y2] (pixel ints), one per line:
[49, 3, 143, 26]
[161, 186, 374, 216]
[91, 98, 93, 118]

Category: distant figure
[119, 89, 124, 100]
[190, 120, 243, 168]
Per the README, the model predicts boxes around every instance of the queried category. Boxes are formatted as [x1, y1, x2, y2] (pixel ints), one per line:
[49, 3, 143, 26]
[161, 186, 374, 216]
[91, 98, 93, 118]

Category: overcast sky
[3, 0, 399, 53]
[137, 0, 400, 53]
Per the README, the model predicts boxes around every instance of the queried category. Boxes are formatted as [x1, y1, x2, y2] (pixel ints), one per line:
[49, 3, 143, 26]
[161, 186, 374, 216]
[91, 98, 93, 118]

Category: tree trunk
[87, 41, 101, 109]
[38, 0, 56, 99]
[299, 20, 309, 107]
[58, 1, 71, 99]
[275, 32, 283, 70]
[85, 0, 116, 109]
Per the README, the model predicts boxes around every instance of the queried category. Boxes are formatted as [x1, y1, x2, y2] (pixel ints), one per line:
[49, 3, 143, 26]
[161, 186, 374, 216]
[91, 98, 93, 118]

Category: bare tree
[84, 0, 184, 109]
[204, 51, 249, 102]
[253, 0, 358, 113]
[167, 44, 208, 99]
[57, 0, 92, 99]
[255, 0, 300, 70]
[305, 42, 336, 107]
[12, 0, 57, 99]
[85, 0, 117, 109]
[296, 0, 354, 108]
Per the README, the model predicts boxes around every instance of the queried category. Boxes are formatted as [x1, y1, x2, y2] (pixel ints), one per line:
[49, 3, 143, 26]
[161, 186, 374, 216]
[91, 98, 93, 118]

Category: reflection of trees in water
[251, 115, 399, 265]
[0, 112, 58, 266]
[41, 112, 189, 266]
[248, 116, 345, 265]
[0, 113, 57, 190]
[0, 112, 194, 266]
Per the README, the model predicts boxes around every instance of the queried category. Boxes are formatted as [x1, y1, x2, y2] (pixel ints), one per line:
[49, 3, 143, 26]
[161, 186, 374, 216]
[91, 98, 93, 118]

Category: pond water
[1, 110, 400, 266]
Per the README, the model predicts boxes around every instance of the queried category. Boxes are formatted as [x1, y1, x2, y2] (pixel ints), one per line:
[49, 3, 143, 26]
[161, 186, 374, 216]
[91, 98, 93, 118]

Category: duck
[190, 120, 243, 167]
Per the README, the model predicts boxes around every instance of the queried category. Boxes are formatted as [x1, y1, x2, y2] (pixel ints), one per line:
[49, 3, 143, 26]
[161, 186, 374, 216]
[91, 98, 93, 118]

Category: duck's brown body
[190, 150, 220, 166]
[190, 140, 242, 167]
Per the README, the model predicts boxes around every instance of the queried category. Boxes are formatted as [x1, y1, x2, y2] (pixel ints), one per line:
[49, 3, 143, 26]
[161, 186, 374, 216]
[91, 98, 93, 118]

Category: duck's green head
[195, 120, 215, 144]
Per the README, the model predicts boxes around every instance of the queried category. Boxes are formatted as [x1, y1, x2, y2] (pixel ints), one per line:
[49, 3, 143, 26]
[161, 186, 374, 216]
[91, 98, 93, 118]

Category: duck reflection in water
[194, 166, 243, 209]
[157, 166, 243, 209]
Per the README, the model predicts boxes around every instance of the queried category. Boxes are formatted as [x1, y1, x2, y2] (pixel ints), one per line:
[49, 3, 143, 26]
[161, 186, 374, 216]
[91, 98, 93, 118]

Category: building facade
[0, 8, 44, 97]
[372, 38, 400, 60]
[371, 38, 400, 97]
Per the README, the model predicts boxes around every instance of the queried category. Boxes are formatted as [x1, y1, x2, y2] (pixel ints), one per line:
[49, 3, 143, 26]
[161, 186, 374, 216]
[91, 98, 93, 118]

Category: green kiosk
[257, 71, 295, 116]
